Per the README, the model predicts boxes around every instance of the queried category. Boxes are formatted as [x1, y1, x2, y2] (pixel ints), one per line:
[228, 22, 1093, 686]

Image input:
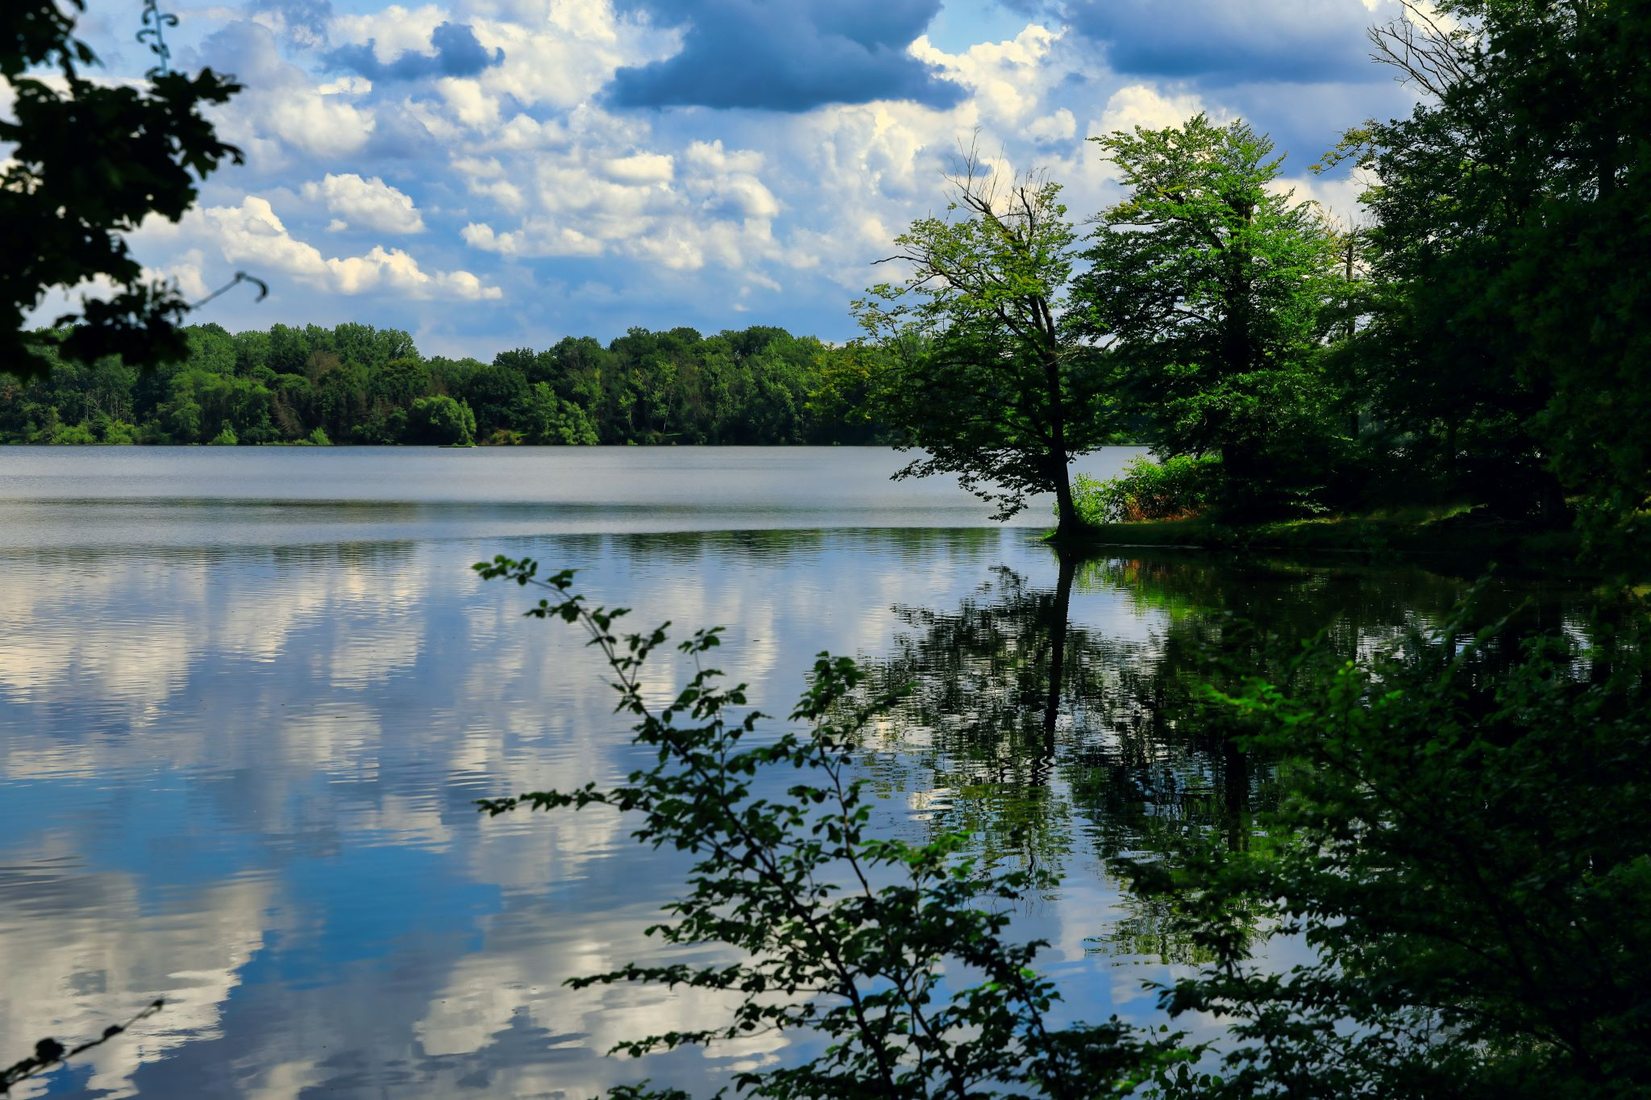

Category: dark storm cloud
[1065, 0, 1393, 85]
[606, 0, 963, 111]
[328, 21, 504, 82]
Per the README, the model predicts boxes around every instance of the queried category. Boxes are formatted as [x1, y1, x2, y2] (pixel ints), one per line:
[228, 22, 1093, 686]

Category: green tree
[406, 394, 475, 445]
[1078, 116, 1343, 519]
[2, 1, 242, 375]
[461, 359, 530, 439]
[1342, 0, 1651, 549]
[518, 382, 597, 445]
[856, 159, 1115, 537]
[543, 336, 613, 421]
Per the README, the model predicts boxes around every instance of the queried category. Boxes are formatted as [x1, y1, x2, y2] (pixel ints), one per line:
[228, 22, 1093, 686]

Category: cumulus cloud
[601, 152, 674, 185]
[1093, 83, 1215, 136]
[301, 172, 426, 233]
[200, 21, 376, 162]
[1064, 0, 1399, 84]
[458, 126, 786, 277]
[910, 23, 1064, 128]
[193, 196, 501, 300]
[100, 0, 1412, 346]
[329, 21, 505, 83]
[607, 0, 963, 111]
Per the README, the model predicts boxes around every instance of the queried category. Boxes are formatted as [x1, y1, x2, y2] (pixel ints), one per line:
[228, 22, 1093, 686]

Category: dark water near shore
[0, 447, 1570, 1097]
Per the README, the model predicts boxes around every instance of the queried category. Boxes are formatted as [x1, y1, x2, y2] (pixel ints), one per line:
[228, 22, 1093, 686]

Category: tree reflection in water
[854, 549, 1552, 965]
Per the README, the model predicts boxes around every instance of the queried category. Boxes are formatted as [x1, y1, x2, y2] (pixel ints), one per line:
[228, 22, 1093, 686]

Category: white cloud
[201, 22, 376, 165]
[87, 0, 1404, 346]
[910, 24, 1063, 125]
[301, 173, 426, 234]
[146, 249, 211, 300]
[436, 76, 502, 129]
[684, 139, 766, 175]
[463, 219, 605, 258]
[316, 76, 373, 96]
[602, 152, 675, 185]
[470, 4, 676, 111]
[1027, 107, 1077, 143]
[1093, 83, 1215, 136]
[193, 197, 501, 300]
[329, 3, 447, 61]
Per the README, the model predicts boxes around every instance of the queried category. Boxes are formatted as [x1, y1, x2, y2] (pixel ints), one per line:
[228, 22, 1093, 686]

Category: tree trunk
[1041, 346, 1081, 539]
[1051, 460, 1078, 538]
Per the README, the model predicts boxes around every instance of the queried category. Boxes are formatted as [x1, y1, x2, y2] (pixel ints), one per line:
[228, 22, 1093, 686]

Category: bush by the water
[1074, 455, 1221, 524]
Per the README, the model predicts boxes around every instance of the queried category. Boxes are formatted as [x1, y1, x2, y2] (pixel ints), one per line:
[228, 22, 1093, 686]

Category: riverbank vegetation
[852, 0, 1650, 559]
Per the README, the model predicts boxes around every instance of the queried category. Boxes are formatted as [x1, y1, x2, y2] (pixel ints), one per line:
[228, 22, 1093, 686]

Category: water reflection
[0, 520, 1069, 1097]
[856, 550, 1580, 966]
[0, 500, 1582, 1097]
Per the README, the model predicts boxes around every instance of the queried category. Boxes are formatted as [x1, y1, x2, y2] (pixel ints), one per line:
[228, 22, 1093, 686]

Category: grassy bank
[1066, 504, 1584, 571]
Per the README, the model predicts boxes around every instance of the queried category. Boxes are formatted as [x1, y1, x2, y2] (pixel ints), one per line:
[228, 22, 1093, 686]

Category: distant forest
[0, 323, 892, 446]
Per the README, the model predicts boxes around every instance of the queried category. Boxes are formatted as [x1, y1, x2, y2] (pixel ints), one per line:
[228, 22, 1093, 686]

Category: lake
[0, 446, 1556, 1097]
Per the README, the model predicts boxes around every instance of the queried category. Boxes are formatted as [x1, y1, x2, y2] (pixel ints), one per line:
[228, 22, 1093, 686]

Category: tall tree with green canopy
[855, 158, 1115, 539]
[3, 0, 244, 376]
[1076, 116, 1343, 519]
[1342, 0, 1651, 552]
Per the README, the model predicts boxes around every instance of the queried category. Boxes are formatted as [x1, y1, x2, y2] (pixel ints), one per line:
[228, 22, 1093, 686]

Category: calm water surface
[0, 447, 1536, 1097]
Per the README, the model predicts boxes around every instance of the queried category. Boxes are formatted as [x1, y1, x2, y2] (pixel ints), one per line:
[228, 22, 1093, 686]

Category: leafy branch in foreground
[2, 0, 244, 377]
[2, 999, 164, 1095]
[473, 555, 1189, 1099]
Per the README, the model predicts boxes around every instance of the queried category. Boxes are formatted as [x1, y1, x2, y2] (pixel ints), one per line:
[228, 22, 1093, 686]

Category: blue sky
[70, 0, 1414, 356]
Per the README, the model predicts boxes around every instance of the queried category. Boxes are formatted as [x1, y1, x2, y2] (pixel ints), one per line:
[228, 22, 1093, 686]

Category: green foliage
[1, 1, 242, 376]
[518, 381, 598, 445]
[1078, 116, 1344, 520]
[856, 158, 1117, 535]
[1128, 599, 1651, 1098]
[47, 420, 97, 445]
[473, 557, 1189, 1099]
[3, 323, 886, 447]
[1343, 0, 1651, 549]
[1072, 455, 1222, 524]
[406, 394, 476, 446]
[99, 417, 137, 444]
[469, 548, 1651, 1100]
[207, 420, 237, 446]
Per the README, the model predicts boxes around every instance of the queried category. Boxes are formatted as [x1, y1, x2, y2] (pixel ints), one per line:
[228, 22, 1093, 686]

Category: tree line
[0, 322, 894, 448]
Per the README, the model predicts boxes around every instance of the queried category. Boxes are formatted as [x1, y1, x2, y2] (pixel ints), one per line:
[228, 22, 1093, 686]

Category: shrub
[47, 421, 97, 445]
[98, 417, 138, 445]
[1073, 454, 1220, 524]
[406, 395, 476, 446]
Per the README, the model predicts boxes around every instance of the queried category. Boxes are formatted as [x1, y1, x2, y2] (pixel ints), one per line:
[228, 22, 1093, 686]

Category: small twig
[192, 271, 270, 310]
[136, 0, 179, 78]
[2, 999, 165, 1095]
